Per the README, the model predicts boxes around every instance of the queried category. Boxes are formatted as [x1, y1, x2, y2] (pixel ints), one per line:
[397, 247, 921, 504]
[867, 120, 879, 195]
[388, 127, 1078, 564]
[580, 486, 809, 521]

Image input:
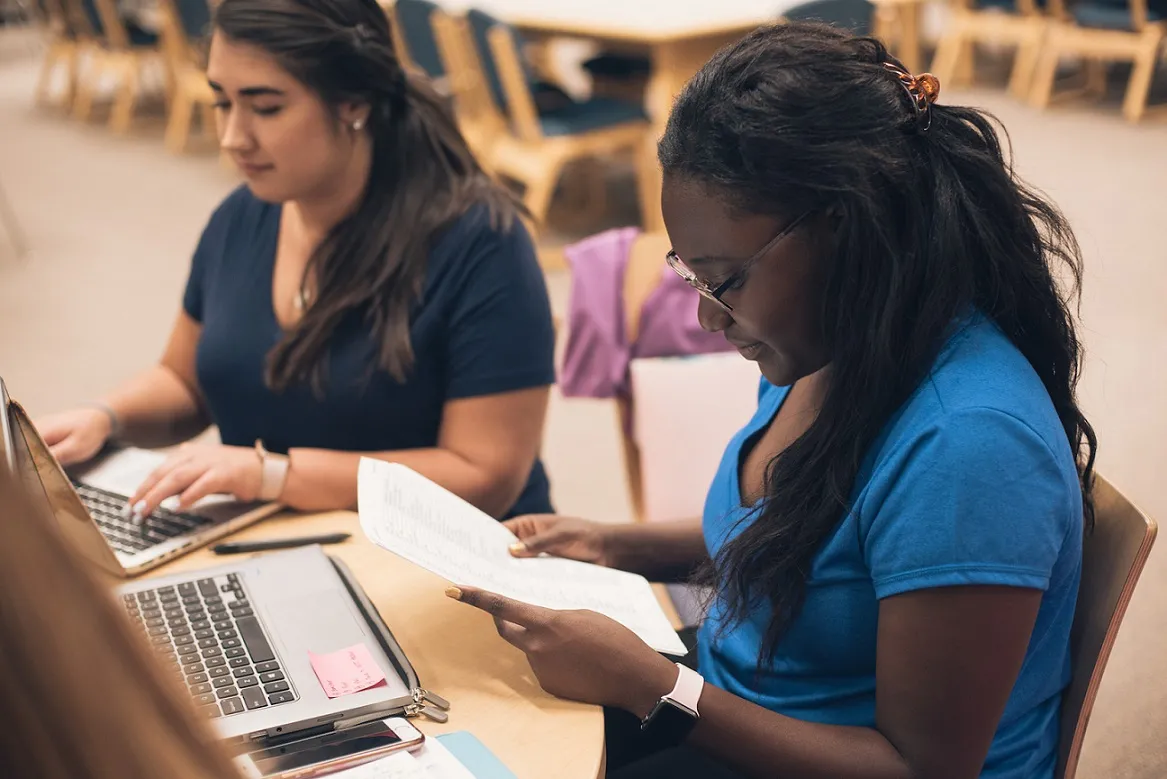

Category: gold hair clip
[883, 62, 941, 131]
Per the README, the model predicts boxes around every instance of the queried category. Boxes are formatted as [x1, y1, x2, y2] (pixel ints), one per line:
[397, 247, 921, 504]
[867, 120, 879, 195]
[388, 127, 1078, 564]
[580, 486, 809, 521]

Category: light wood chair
[159, 0, 214, 153]
[1028, 0, 1166, 121]
[931, 0, 1051, 98]
[32, 0, 85, 108]
[427, 9, 508, 171]
[70, 0, 167, 133]
[1057, 474, 1157, 779]
[463, 9, 651, 232]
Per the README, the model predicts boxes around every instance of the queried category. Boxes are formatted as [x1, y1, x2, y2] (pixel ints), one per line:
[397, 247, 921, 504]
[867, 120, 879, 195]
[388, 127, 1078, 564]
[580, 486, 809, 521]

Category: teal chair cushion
[538, 97, 647, 137]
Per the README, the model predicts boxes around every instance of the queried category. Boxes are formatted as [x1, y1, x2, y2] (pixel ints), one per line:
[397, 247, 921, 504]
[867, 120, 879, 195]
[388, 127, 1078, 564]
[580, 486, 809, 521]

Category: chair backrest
[466, 7, 546, 142]
[781, 0, 875, 34]
[428, 9, 508, 159]
[1057, 474, 1157, 779]
[86, 0, 130, 48]
[393, 0, 445, 78]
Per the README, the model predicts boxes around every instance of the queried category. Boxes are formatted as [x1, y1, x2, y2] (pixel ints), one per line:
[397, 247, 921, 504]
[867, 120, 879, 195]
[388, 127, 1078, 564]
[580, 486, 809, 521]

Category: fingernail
[444, 586, 462, 601]
[508, 542, 526, 555]
[131, 501, 147, 523]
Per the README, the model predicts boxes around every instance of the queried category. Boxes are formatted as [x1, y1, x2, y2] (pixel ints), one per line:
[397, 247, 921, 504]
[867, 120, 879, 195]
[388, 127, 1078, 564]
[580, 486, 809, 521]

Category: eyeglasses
[665, 211, 811, 312]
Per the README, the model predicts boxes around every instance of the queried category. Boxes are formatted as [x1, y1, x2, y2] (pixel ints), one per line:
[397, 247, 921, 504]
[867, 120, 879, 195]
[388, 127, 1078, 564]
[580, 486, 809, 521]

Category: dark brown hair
[214, 0, 520, 390]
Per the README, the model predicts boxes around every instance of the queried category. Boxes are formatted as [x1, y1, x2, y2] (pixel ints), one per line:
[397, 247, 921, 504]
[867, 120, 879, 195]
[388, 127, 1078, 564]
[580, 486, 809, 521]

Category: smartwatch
[254, 440, 290, 502]
[640, 663, 704, 751]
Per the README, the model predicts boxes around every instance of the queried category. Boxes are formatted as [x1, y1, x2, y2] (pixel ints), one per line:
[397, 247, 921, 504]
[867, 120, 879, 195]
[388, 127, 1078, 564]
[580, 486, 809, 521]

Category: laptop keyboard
[76, 481, 214, 555]
[122, 573, 298, 718]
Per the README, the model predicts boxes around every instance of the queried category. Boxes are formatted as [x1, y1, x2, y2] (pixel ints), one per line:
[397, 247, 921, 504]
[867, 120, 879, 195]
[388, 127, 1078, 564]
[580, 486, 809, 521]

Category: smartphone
[235, 717, 425, 778]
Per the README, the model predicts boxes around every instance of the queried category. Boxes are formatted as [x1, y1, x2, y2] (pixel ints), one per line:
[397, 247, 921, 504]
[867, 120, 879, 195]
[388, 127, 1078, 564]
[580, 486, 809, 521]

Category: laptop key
[235, 616, 275, 664]
[213, 676, 235, 689]
[237, 676, 259, 688]
[205, 657, 226, 668]
[198, 578, 218, 597]
[255, 661, 279, 674]
[258, 671, 284, 684]
[177, 645, 199, 656]
[225, 648, 246, 659]
[185, 662, 205, 674]
[150, 634, 171, 645]
[145, 617, 164, 628]
[164, 607, 183, 619]
[216, 686, 239, 699]
[198, 638, 218, 649]
[229, 656, 250, 668]
[147, 626, 167, 637]
[263, 681, 290, 694]
[178, 582, 196, 595]
[233, 667, 254, 678]
[195, 629, 214, 640]
[217, 629, 238, 640]
[210, 666, 231, 678]
[232, 608, 254, 618]
[194, 693, 217, 706]
[221, 696, 246, 715]
[202, 647, 223, 659]
[268, 692, 295, 705]
[180, 655, 203, 666]
[191, 620, 211, 631]
[190, 683, 213, 695]
[242, 687, 268, 710]
[174, 635, 194, 646]
[229, 600, 251, 610]
[142, 608, 162, 619]
[214, 620, 233, 631]
[222, 639, 241, 649]
[187, 672, 209, 684]
[171, 626, 191, 637]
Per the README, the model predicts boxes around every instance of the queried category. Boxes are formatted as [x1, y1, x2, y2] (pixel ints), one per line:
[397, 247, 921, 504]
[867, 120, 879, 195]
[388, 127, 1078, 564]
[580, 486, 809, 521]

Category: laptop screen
[0, 379, 124, 576]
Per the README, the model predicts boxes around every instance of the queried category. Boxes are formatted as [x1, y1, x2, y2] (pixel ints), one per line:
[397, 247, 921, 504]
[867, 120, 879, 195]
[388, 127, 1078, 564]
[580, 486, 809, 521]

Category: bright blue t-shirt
[182, 186, 556, 517]
[697, 315, 1082, 778]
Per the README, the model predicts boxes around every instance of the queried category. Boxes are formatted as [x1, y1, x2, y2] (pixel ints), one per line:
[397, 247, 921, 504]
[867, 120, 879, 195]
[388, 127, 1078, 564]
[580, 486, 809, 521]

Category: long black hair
[214, 0, 519, 391]
[659, 23, 1097, 665]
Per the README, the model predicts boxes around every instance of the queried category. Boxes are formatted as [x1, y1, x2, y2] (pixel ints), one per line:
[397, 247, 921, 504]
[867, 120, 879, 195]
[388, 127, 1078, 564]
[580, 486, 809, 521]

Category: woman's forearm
[102, 365, 209, 447]
[607, 519, 709, 582]
[281, 447, 516, 516]
[686, 685, 910, 779]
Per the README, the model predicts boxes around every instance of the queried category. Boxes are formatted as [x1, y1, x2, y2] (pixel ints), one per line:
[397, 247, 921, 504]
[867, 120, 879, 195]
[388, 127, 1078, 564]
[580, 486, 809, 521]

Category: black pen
[212, 532, 352, 555]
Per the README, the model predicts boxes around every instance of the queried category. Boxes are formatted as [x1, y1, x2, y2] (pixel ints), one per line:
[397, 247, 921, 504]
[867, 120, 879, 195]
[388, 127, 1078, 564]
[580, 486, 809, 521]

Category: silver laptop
[1, 378, 441, 745]
[0, 377, 281, 576]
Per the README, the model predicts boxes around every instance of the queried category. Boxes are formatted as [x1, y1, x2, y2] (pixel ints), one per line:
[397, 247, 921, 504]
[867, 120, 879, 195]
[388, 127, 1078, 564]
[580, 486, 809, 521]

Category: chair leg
[522, 166, 562, 233]
[35, 47, 59, 106]
[165, 90, 193, 153]
[955, 39, 976, 85]
[1084, 58, 1108, 100]
[72, 51, 101, 122]
[109, 56, 140, 134]
[930, 29, 967, 89]
[200, 101, 217, 142]
[1122, 38, 1162, 122]
[1028, 35, 1062, 108]
[1008, 25, 1046, 100]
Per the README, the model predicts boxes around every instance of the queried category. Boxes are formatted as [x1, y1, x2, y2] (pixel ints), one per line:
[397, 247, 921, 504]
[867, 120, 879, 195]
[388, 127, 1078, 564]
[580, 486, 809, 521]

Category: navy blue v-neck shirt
[182, 186, 556, 517]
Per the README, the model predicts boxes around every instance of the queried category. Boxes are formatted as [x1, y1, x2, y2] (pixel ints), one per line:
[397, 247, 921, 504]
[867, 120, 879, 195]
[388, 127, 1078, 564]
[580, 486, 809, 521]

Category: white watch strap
[665, 663, 704, 716]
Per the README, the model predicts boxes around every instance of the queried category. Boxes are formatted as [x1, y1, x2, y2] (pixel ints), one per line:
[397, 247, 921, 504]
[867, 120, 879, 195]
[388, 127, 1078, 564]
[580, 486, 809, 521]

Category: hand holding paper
[357, 459, 686, 656]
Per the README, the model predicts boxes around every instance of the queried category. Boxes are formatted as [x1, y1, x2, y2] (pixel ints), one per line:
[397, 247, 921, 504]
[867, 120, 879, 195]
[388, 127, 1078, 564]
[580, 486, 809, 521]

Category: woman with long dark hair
[450, 23, 1096, 779]
[37, 0, 555, 519]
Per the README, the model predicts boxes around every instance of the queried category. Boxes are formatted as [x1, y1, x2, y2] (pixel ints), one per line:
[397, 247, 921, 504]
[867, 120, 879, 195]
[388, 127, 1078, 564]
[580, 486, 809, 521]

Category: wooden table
[145, 511, 606, 779]
[440, 0, 925, 232]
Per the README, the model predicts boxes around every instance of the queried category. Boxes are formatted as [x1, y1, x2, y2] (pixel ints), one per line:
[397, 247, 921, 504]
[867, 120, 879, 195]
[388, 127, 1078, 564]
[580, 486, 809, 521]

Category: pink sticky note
[308, 643, 388, 699]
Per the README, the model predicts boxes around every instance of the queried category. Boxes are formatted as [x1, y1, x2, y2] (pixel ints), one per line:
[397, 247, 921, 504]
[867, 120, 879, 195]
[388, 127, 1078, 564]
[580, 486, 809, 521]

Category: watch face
[641, 698, 698, 750]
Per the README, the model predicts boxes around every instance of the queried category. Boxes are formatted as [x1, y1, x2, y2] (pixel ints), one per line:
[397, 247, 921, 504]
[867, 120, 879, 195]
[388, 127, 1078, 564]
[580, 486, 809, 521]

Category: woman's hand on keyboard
[125, 443, 263, 520]
[36, 407, 112, 466]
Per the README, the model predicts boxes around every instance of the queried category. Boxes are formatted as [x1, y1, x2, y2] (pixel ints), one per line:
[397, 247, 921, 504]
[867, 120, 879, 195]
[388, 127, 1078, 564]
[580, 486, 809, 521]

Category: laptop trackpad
[265, 593, 409, 700]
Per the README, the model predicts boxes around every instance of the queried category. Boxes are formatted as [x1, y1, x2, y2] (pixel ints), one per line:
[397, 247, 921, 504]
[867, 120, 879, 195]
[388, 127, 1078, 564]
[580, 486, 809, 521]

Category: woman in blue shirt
[448, 24, 1096, 779]
[36, 0, 555, 519]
